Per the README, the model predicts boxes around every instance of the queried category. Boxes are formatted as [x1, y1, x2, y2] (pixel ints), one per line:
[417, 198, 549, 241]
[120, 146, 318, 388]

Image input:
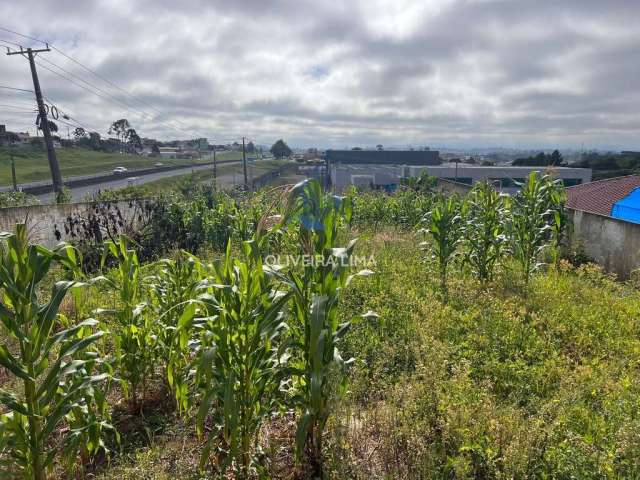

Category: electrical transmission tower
[6, 44, 63, 193]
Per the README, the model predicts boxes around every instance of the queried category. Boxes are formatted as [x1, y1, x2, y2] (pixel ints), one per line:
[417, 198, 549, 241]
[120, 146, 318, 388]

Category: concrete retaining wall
[3, 194, 639, 281]
[0, 199, 153, 248]
[569, 208, 640, 280]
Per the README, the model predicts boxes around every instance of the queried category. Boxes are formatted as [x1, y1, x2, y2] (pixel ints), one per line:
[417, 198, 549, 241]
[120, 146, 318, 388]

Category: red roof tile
[566, 175, 640, 216]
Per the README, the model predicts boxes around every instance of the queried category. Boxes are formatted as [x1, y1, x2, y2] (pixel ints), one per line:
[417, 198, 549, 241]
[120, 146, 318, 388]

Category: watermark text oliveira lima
[264, 254, 376, 268]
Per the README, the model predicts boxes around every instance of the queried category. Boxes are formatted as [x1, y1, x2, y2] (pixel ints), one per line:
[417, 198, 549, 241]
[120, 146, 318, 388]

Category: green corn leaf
[0, 390, 29, 416]
[0, 345, 33, 382]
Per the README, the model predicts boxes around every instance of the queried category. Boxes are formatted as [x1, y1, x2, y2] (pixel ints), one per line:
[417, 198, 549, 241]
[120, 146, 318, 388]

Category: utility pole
[7, 44, 63, 194]
[212, 146, 217, 189]
[242, 137, 248, 190]
[9, 142, 17, 191]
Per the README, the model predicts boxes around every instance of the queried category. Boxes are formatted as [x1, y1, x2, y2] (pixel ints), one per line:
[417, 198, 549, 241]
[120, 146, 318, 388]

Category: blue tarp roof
[611, 187, 640, 224]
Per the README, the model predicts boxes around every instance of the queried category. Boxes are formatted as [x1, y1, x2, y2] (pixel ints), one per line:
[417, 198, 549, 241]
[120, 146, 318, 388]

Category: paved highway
[36, 161, 244, 202]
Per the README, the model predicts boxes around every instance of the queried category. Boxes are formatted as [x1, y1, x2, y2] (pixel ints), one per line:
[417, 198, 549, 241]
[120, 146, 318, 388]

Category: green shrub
[420, 195, 465, 298]
[0, 191, 40, 208]
[0, 225, 111, 479]
[278, 179, 372, 476]
[463, 181, 507, 283]
[506, 172, 559, 286]
[194, 240, 291, 477]
[98, 237, 155, 411]
[146, 251, 203, 412]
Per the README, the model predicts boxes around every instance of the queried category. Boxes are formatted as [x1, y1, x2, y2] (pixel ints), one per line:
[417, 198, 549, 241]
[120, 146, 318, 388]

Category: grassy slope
[0, 145, 241, 186]
[77, 229, 640, 479]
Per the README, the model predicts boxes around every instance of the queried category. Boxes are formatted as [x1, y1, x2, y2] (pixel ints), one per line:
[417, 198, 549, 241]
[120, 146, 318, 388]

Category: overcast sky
[1, 0, 639, 150]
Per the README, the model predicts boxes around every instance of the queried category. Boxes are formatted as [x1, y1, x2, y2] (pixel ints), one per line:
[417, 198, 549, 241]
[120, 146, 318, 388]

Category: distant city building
[16, 132, 30, 143]
[0, 129, 31, 145]
[158, 147, 179, 159]
[195, 138, 209, 151]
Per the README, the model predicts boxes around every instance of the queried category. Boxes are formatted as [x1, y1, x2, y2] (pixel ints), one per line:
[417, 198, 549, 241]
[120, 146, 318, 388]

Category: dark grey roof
[325, 150, 441, 166]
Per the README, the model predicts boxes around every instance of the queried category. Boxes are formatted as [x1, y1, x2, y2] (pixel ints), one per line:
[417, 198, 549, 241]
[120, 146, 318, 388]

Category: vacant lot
[0, 145, 242, 186]
[1, 180, 639, 479]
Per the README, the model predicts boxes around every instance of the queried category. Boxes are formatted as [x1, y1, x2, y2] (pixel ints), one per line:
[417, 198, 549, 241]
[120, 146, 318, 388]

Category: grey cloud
[0, 0, 639, 148]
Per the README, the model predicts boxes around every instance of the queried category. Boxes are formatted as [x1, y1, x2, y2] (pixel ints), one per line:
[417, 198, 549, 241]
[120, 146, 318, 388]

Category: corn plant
[0, 224, 110, 479]
[277, 179, 371, 476]
[98, 237, 154, 411]
[193, 240, 291, 478]
[548, 183, 568, 268]
[464, 182, 507, 284]
[506, 172, 557, 286]
[421, 195, 465, 298]
[352, 191, 389, 231]
[228, 199, 263, 242]
[146, 252, 203, 412]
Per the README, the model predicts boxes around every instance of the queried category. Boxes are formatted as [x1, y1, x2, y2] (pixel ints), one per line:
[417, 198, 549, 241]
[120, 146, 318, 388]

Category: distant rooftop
[326, 149, 441, 166]
[433, 163, 588, 171]
[567, 175, 640, 218]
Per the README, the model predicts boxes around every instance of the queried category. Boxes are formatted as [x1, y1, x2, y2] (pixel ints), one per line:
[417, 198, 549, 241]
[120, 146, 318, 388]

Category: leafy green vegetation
[506, 173, 564, 286]
[575, 151, 640, 180]
[463, 181, 506, 283]
[331, 233, 640, 479]
[98, 238, 155, 411]
[194, 240, 290, 476]
[1, 176, 639, 479]
[0, 225, 112, 479]
[0, 191, 40, 208]
[421, 195, 465, 297]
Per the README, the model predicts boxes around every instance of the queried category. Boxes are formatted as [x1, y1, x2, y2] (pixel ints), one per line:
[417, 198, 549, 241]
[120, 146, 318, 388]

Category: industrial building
[326, 150, 592, 193]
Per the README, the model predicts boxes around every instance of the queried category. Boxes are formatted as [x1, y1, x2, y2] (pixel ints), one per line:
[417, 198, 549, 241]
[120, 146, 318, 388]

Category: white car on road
[113, 166, 128, 174]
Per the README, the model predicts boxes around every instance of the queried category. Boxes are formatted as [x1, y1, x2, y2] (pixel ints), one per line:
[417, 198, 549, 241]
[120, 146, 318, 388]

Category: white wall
[0, 200, 154, 248]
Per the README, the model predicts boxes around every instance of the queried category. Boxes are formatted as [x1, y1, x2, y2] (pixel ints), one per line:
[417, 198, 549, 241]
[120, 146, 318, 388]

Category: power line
[0, 25, 209, 139]
[0, 85, 33, 93]
[0, 103, 37, 111]
[32, 59, 178, 136]
[34, 57, 206, 139]
[0, 92, 37, 106]
[34, 59, 154, 121]
[38, 55, 165, 124]
[42, 97, 102, 134]
[49, 45, 196, 134]
[0, 27, 44, 45]
[0, 37, 22, 47]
